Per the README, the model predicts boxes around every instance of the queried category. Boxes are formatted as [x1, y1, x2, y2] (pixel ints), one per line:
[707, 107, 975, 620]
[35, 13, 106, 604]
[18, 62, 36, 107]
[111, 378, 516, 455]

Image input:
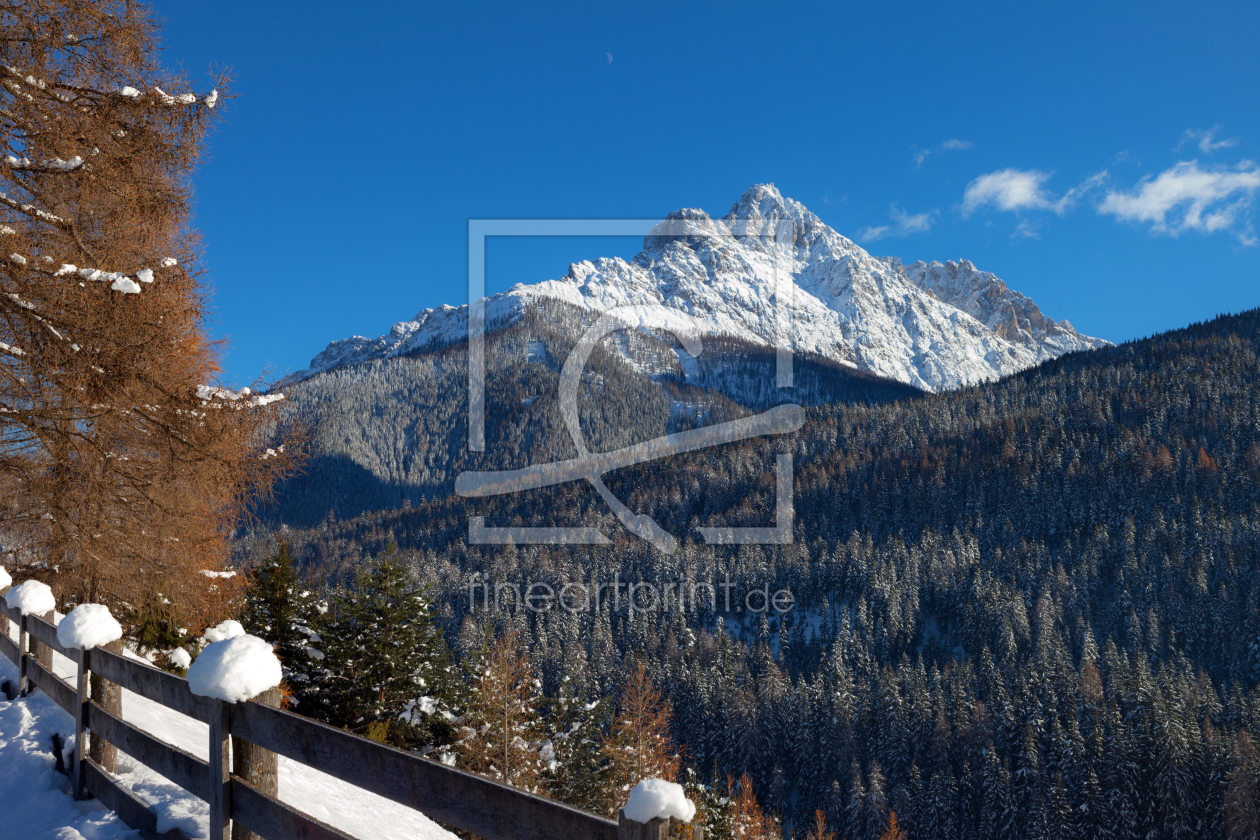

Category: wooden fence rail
[0, 604, 622, 840]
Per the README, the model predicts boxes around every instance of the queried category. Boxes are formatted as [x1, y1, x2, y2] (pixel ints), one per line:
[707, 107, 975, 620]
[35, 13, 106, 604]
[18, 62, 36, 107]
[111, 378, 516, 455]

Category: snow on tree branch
[0, 190, 65, 224]
[196, 384, 286, 408]
[5, 154, 84, 172]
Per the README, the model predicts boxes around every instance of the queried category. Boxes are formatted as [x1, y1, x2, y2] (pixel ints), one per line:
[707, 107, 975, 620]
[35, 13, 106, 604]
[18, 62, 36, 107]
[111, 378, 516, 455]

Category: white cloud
[960, 168, 1107, 218]
[961, 169, 1067, 216]
[1013, 219, 1041, 239]
[1098, 159, 1260, 243]
[858, 205, 936, 242]
[858, 224, 892, 241]
[1177, 126, 1239, 155]
[913, 139, 973, 170]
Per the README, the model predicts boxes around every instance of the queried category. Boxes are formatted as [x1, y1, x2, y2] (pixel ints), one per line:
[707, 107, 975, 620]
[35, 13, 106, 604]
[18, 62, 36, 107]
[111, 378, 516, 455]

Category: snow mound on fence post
[202, 619, 245, 643]
[5, 580, 55, 615]
[0, 566, 11, 590]
[57, 603, 123, 649]
[623, 778, 696, 824]
[187, 634, 282, 702]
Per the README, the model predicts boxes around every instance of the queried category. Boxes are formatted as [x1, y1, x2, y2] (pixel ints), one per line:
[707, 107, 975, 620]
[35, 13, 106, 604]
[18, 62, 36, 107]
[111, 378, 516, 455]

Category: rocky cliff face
[288, 184, 1107, 392]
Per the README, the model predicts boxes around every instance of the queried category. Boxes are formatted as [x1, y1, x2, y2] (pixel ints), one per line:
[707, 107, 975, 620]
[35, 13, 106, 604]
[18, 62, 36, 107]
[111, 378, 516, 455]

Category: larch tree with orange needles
[459, 623, 544, 791]
[805, 809, 835, 840]
[601, 661, 681, 816]
[875, 811, 905, 840]
[0, 0, 300, 633]
[727, 771, 777, 840]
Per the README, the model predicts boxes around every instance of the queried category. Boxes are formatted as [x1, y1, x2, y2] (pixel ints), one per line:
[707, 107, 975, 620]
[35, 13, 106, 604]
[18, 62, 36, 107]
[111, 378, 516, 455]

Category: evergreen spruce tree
[846, 762, 867, 840]
[1224, 730, 1260, 840]
[825, 778, 845, 831]
[308, 541, 454, 746]
[543, 675, 609, 811]
[864, 760, 890, 840]
[1047, 773, 1076, 840]
[685, 767, 732, 840]
[243, 535, 319, 689]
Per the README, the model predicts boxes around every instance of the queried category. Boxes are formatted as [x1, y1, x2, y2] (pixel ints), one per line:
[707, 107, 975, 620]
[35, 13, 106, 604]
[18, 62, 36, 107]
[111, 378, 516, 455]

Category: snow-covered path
[0, 675, 135, 839]
[0, 622, 457, 840]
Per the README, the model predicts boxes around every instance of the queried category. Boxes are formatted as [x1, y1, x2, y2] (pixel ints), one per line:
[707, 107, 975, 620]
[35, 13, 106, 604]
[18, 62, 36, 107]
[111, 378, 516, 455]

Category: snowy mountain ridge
[289, 185, 1107, 392]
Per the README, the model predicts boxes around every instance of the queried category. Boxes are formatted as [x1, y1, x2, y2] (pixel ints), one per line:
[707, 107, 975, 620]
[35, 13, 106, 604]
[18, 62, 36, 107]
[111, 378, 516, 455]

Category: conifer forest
[234, 309, 1260, 840]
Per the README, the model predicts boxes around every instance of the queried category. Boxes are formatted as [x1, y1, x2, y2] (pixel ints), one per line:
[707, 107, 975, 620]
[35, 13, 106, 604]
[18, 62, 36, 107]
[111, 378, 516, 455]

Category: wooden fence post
[74, 647, 90, 800]
[89, 639, 123, 773]
[619, 811, 669, 840]
[231, 687, 281, 840]
[209, 697, 232, 840]
[17, 612, 27, 696]
[30, 609, 54, 673]
[618, 811, 704, 840]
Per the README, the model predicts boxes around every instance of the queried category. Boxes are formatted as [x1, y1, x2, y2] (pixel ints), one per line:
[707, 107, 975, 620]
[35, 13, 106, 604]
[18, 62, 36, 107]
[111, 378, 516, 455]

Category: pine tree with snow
[864, 760, 890, 840]
[683, 767, 731, 840]
[542, 674, 609, 811]
[307, 541, 453, 744]
[243, 535, 319, 686]
[921, 767, 960, 840]
[846, 762, 867, 840]
[1224, 730, 1260, 840]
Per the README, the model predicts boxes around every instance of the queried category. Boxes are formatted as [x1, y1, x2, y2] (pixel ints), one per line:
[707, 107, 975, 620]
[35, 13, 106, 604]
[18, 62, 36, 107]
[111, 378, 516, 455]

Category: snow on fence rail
[0, 601, 620, 840]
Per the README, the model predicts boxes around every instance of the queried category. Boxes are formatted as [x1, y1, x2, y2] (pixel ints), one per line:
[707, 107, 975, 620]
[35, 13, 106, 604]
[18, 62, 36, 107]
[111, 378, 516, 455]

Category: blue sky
[158, 1, 1260, 386]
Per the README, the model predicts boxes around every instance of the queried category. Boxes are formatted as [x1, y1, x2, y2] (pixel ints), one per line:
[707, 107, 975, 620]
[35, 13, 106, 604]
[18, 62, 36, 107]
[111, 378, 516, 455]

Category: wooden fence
[0, 602, 622, 840]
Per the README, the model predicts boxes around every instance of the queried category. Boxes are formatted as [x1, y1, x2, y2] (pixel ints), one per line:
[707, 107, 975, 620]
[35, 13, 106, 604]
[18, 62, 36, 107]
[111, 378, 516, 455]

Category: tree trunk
[0, 588, 11, 700]
[231, 686, 281, 840]
[89, 639, 123, 773]
[0, 581, 10, 657]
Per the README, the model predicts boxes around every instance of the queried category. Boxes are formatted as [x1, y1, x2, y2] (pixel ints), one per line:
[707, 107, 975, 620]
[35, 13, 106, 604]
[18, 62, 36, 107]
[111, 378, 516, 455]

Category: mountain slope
[266, 301, 918, 526]
[288, 184, 1107, 392]
[243, 308, 1260, 839]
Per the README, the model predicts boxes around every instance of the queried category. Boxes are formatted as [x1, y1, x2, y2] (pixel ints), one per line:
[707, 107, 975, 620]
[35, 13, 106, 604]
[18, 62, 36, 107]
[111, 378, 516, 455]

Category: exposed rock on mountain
[287, 184, 1106, 393]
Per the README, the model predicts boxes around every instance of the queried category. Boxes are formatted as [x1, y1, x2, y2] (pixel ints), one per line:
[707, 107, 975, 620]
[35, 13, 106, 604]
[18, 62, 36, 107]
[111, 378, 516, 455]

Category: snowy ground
[0, 620, 456, 840]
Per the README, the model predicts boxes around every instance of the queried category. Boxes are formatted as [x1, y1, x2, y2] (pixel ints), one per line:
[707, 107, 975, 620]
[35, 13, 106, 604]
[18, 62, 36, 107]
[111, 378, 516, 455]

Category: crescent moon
[606, 52, 613, 64]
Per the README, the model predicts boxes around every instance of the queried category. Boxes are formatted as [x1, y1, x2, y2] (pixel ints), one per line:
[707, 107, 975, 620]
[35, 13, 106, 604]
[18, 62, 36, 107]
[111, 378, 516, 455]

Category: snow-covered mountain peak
[725, 183, 802, 225]
[722, 183, 835, 246]
[287, 186, 1108, 392]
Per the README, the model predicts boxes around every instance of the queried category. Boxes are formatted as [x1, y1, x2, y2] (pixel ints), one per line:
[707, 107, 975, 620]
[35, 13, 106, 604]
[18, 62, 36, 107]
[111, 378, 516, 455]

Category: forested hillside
[240, 308, 1260, 839]
[267, 299, 917, 525]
